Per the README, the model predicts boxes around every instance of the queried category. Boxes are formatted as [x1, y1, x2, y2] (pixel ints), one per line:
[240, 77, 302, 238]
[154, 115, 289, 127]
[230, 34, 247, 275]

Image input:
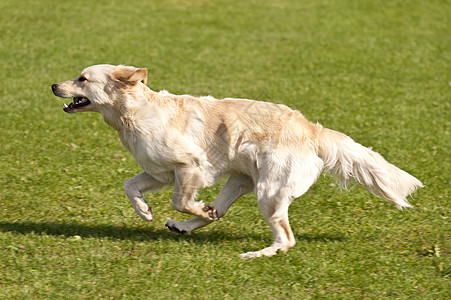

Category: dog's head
[52, 64, 148, 114]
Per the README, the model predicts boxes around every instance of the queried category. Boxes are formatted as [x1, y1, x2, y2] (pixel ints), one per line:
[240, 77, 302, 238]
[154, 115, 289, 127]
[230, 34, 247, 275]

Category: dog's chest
[119, 131, 175, 181]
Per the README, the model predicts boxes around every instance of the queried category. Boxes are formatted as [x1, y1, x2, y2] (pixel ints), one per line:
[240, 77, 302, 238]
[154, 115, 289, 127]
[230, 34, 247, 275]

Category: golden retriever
[52, 64, 423, 257]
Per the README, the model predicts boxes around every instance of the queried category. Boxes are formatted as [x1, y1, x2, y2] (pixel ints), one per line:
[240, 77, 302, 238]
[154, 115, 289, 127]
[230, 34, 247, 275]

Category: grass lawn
[0, 0, 450, 298]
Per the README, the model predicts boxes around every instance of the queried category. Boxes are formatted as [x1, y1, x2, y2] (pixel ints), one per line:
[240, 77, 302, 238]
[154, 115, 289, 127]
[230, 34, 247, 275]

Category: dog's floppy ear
[113, 66, 148, 85]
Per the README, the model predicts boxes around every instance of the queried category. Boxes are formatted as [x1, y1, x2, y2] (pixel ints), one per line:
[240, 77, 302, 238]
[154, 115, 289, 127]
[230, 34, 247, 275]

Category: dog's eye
[79, 76, 87, 82]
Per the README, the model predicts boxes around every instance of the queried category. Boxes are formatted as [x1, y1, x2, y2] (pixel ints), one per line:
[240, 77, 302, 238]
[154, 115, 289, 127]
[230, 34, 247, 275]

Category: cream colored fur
[52, 64, 423, 258]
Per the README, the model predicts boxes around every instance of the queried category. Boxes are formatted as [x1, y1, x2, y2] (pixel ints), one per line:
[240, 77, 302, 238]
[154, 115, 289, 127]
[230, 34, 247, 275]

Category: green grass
[1, 0, 450, 298]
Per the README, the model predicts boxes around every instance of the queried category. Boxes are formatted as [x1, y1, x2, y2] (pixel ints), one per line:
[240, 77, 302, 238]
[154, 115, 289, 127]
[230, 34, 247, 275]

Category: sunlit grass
[0, 0, 449, 298]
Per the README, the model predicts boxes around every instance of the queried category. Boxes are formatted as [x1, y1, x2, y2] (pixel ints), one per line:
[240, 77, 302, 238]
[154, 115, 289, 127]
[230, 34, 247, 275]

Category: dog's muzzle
[52, 84, 91, 113]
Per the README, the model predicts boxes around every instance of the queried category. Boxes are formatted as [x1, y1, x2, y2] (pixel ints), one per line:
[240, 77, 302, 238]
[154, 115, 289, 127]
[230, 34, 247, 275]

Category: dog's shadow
[0, 221, 345, 244]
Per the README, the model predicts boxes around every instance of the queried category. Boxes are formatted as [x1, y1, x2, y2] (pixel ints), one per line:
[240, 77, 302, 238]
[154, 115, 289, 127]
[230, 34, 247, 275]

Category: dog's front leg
[172, 165, 218, 221]
[166, 173, 254, 234]
[124, 172, 166, 222]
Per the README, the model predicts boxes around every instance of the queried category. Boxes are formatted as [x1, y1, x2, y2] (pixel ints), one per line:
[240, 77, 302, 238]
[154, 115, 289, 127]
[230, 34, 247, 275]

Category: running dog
[52, 64, 423, 258]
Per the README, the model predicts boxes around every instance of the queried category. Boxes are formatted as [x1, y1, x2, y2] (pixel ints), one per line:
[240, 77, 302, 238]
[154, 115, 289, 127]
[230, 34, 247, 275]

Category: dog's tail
[317, 126, 423, 209]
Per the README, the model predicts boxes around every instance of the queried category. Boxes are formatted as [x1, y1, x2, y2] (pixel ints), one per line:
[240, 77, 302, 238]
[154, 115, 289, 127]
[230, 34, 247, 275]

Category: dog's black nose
[51, 84, 58, 94]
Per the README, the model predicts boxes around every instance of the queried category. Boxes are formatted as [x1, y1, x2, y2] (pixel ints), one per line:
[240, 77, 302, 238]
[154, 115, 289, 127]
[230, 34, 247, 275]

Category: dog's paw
[202, 205, 219, 221]
[165, 221, 187, 235]
[138, 207, 154, 222]
[239, 251, 262, 259]
[239, 247, 279, 258]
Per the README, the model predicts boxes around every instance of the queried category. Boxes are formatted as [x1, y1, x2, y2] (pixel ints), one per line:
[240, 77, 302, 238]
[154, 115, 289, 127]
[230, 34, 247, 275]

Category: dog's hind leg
[240, 153, 323, 258]
[124, 172, 167, 222]
[240, 193, 296, 258]
[166, 174, 254, 234]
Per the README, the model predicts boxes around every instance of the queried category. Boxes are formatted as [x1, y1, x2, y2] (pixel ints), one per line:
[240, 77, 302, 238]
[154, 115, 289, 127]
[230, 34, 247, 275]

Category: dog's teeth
[64, 103, 68, 108]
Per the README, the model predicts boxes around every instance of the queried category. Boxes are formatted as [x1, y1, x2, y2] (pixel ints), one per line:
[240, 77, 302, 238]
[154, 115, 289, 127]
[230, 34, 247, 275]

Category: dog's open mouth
[63, 97, 91, 113]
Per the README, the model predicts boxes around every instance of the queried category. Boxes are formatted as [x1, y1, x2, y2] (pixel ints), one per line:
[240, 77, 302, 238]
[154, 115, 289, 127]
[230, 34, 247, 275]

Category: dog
[52, 64, 423, 258]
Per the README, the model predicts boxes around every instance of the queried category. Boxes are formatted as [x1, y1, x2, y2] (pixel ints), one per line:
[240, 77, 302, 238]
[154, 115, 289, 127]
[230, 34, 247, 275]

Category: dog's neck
[100, 86, 173, 133]
[101, 108, 125, 131]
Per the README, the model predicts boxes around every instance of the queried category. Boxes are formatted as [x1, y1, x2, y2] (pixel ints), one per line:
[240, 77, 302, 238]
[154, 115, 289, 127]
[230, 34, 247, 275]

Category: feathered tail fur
[317, 127, 423, 209]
